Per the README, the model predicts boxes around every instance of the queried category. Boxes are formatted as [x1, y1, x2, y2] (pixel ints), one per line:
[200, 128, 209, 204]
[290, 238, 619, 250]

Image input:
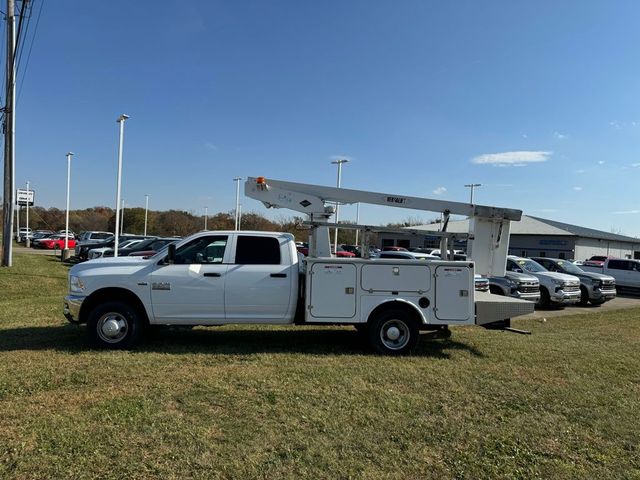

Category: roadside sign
[16, 189, 34, 206]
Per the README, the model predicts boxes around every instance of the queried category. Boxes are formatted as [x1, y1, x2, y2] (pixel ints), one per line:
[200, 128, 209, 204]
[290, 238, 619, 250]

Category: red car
[38, 235, 77, 250]
[382, 246, 408, 251]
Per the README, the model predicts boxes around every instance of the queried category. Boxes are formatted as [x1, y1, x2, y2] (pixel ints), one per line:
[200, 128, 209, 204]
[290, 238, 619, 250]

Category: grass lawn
[1, 253, 639, 479]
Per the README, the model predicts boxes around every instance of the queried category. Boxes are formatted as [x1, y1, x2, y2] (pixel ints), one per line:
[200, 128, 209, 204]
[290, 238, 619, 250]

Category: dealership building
[378, 215, 640, 261]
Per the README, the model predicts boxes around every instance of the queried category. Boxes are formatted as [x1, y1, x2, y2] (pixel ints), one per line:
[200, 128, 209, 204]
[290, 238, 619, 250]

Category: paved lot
[522, 292, 640, 320]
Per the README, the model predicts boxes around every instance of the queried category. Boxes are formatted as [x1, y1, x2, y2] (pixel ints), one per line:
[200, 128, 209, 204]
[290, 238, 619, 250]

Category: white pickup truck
[581, 258, 640, 290]
[63, 230, 533, 355]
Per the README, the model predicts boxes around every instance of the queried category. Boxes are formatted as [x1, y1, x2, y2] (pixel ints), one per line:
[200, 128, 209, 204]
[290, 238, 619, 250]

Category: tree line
[4, 205, 438, 245]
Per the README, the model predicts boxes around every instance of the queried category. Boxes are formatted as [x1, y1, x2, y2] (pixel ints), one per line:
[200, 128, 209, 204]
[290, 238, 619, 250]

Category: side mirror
[167, 243, 176, 264]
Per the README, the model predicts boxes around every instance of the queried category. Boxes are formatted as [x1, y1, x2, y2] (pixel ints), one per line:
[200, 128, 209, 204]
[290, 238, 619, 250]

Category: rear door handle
[270, 273, 287, 278]
[204, 272, 222, 277]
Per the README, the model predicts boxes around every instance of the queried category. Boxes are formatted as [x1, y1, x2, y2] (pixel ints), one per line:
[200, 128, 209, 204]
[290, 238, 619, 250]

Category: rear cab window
[234, 236, 281, 265]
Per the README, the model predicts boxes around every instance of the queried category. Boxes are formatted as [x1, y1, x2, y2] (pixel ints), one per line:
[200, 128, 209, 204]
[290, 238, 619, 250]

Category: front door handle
[270, 273, 287, 278]
[204, 272, 222, 277]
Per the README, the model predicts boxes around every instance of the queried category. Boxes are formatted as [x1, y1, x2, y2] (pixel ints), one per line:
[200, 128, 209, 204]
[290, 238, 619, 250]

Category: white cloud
[204, 142, 218, 151]
[432, 186, 447, 195]
[471, 151, 551, 167]
[573, 186, 583, 191]
[575, 169, 586, 174]
[597, 160, 605, 165]
[631, 163, 640, 168]
[553, 131, 567, 140]
[612, 210, 640, 214]
[521, 133, 528, 139]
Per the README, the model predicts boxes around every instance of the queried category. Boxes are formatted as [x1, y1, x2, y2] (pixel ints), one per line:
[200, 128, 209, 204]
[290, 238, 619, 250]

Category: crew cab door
[223, 235, 294, 323]
[149, 234, 230, 324]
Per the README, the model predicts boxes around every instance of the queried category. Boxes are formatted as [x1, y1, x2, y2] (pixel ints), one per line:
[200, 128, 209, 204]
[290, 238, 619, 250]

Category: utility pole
[204, 206, 208, 230]
[1, 0, 16, 266]
[464, 183, 482, 204]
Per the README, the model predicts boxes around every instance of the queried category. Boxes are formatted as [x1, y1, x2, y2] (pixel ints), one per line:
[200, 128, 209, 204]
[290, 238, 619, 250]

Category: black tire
[590, 299, 605, 306]
[368, 308, 419, 355]
[538, 287, 551, 308]
[87, 301, 144, 350]
[489, 285, 505, 296]
[578, 286, 589, 306]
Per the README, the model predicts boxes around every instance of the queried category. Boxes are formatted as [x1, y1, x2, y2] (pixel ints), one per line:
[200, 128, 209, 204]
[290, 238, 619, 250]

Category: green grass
[1, 254, 639, 479]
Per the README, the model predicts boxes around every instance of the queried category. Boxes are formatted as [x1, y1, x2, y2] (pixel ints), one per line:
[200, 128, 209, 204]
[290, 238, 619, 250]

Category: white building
[378, 215, 640, 261]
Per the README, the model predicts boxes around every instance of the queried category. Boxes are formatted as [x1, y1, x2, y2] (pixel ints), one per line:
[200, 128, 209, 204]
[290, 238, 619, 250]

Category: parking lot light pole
[464, 183, 482, 204]
[144, 194, 150, 236]
[204, 206, 208, 230]
[25, 181, 30, 247]
[63, 152, 74, 259]
[114, 114, 129, 257]
[331, 159, 349, 254]
[233, 177, 242, 230]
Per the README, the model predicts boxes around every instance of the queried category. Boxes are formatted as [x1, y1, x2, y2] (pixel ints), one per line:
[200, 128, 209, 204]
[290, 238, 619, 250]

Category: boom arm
[245, 177, 522, 276]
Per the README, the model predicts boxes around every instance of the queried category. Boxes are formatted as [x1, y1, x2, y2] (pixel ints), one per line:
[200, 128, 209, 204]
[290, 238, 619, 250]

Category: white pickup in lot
[64, 231, 533, 354]
[581, 258, 640, 290]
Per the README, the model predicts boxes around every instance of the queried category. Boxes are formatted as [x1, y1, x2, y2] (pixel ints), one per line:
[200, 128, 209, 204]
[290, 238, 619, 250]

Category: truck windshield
[556, 260, 584, 274]
[518, 259, 547, 273]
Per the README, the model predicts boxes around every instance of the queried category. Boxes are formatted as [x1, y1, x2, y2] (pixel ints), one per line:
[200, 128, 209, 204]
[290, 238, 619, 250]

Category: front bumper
[590, 287, 617, 302]
[513, 291, 541, 302]
[550, 289, 581, 305]
[63, 295, 85, 324]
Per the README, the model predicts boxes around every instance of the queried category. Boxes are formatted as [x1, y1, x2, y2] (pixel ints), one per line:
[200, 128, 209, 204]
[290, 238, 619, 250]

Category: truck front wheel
[87, 301, 143, 350]
[368, 309, 419, 355]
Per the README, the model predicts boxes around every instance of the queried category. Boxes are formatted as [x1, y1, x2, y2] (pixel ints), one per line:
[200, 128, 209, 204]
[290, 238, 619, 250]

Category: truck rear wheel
[87, 301, 143, 350]
[368, 308, 419, 355]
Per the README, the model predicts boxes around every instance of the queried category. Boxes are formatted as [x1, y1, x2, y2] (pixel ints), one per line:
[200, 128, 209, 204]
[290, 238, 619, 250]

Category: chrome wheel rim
[97, 312, 129, 343]
[379, 319, 410, 350]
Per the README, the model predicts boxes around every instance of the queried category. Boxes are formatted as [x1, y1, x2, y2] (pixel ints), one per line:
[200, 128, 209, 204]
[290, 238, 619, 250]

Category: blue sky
[14, 0, 640, 236]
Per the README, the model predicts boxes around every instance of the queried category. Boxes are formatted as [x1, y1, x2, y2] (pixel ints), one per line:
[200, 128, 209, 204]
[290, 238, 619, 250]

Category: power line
[14, 0, 33, 74]
[17, 0, 42, 102]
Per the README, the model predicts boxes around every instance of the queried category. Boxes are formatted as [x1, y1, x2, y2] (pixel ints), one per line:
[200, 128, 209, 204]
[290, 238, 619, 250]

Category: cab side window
[174, 236, 228, 264]
[235, 236, 281, 265]
[608, 260, 626, 270]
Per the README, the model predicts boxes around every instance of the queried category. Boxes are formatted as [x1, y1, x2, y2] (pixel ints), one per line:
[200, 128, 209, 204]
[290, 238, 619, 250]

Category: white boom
[245, 177, 522, 277]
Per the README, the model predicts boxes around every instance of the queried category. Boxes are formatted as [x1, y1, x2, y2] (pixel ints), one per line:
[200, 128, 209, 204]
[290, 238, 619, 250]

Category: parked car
[30, 230, 56, 247]
[488, 270, 540, 302]
[57, 230, 76, 239]
[103, 237, 180, 258]
[583, 255, 616, 267]
[382, 246, 408, 251]
[506, 256, 581, 308]
[37, 235, 77, 250]
[88, 239, 145, 260]
[127, 238, 181, 257]
[76, 235, 151, 261]
[77, 231, 112, 242]
[16, 227, 32, 242]
[581, 258, 640, 291]
[531, 257, 616, 306]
